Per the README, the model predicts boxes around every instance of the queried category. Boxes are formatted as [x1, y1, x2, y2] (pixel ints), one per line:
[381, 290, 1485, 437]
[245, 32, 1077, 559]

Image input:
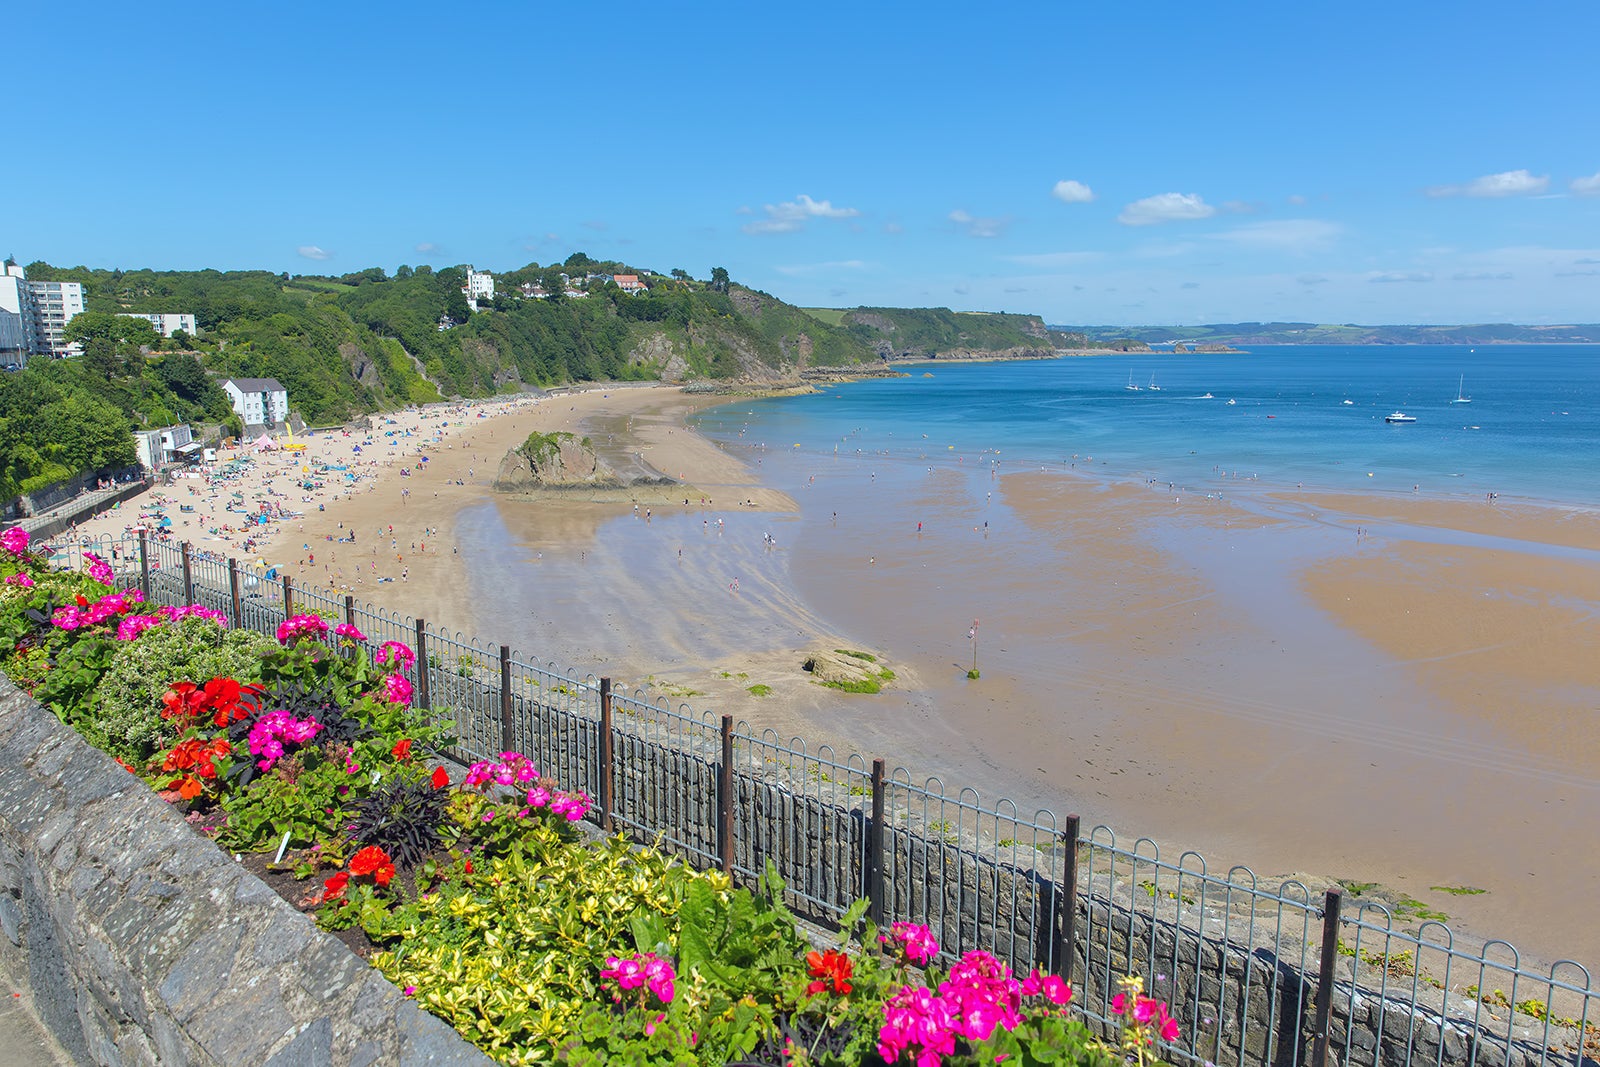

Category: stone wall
[0, 676, 491, 1066]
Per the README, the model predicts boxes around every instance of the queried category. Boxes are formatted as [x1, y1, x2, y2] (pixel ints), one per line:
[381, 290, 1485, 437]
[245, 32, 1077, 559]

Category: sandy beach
[67, 384, 1600, 967]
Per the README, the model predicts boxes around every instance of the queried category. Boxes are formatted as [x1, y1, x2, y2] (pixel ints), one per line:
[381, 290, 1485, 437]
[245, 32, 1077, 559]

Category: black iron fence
[40, 533, 1600, 1067]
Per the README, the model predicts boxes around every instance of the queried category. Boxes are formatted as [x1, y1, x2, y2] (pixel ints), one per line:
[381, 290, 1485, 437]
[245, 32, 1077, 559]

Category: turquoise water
[692, 345, 1600, 506]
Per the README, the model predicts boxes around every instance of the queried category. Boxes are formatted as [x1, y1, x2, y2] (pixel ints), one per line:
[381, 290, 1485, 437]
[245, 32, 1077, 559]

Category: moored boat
[1385, 411, 1417, 423]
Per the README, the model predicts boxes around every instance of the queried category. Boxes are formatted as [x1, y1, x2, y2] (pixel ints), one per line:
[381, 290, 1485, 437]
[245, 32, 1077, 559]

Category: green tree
[710, 266, 730, 293]
[64, 312, 159, 354]
[395, 265, 414, 280]
[670, 268, 690, 282]
[154, 353, 211, 403]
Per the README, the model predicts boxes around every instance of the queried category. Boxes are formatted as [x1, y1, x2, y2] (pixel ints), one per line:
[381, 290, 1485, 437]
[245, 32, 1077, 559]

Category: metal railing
[36, 533, 1600, 1067]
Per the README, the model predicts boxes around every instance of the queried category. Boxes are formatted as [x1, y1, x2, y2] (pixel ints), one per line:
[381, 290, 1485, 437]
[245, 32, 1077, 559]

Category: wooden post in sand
[180, 542, 194, 603]
[413, 618, 430, 711]
[868, 758, 887, 926]
[598, 678, 614, 831]
[498, 645, 512, 752]
[1310, 888, 1344, 1067]
[1057, 814, 1081, 979]
[718, 715, 735, 876]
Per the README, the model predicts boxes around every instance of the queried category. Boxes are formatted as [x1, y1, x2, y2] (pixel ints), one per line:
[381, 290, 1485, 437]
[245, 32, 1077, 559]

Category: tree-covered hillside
[805, 306, 1087, 356]
[21, 259, 887, 424]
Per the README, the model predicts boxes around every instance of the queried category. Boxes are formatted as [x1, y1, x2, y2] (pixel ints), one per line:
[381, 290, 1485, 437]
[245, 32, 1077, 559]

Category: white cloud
[742, 194, 862, 235]
[1117, 192, 1216, 226]
[1451, 271, 1513, 281]
[1208, 219, 1341, 253]
[1296, 274, 1330, 285]
[1426, 169, 1550, 198]
[1050, 180, 1094, 203]
[1286, 194, 1308, 206]
[948, 209, 1009, 238]
[415, 242, 442, 255]
[297, 245, 333, 261]
[1002, 251, 1103, 268]
[1368, 271, 1434, 283]
[1571, 172, 1600, 196]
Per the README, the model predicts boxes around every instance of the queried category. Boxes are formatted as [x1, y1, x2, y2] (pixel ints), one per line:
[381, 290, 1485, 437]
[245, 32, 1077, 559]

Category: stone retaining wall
[0, 676, 491, 1067]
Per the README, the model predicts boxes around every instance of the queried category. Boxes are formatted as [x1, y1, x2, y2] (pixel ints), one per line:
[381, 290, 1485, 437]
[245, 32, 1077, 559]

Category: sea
[459, 344, 1600, 965]
[690, 345, 1600, 508]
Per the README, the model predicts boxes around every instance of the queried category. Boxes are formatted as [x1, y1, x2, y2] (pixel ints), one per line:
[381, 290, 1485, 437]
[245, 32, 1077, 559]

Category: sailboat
[1451, 374, 1471, 404]
[1125, 371, 1142, 392]
[1148, 374, 1162, 392]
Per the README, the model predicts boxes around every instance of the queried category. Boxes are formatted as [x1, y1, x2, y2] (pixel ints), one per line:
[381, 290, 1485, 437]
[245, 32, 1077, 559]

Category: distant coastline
[1060, 322, 1600, 347]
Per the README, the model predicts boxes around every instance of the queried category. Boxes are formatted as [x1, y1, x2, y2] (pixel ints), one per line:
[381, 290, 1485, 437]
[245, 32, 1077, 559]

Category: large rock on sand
[802, 647, 896, 694]
[493, 431, 622, 492]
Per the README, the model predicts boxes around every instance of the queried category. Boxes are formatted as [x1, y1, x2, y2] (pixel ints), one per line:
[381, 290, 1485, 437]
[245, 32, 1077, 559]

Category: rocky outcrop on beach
[493, 432, 621, 492]
[802, 647, 898, 693]
[493, 429, 680, 494]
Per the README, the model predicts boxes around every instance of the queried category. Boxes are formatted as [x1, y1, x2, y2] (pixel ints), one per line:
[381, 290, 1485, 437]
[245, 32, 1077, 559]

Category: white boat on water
[1199, 392, 1214, 399]
[1385, 411, 1417, 423]
[1226, 398, 1236, 406]
[1148, 374, 1162, 391]
[1125, 371, 1142, 392]
[1451, 374, 1471, 404]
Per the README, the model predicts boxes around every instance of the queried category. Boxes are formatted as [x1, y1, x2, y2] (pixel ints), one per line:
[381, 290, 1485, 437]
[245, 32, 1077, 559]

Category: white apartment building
[26, 277, 85, 357]
[463, 266, 495, 310]
[220, 377, 290, 427]
[0, 265, 86, 359]
[118, 311, 198, 338]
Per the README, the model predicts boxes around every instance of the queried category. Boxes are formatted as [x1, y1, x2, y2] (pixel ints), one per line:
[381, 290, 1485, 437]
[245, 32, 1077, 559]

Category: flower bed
[0, 525, 1177, 1067]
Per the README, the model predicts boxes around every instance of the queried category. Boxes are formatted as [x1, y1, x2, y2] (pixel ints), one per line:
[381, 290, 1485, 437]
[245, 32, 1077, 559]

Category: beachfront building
[221, 377, 289, 427]
[463, 267, 495, 310]
[118, 311, 198, 338]
[133, 424, 200, 469]
[0, 264, 84, 360]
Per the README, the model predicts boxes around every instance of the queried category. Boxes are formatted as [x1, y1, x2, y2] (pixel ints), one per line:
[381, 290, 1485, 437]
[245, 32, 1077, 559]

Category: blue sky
[7, 1, 1599, 325]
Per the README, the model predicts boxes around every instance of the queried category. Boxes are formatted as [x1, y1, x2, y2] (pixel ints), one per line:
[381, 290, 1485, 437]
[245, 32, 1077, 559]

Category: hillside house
[463, 267, 495, 311]
[613, 274, 647, 294]
[220, 377, 289, 427]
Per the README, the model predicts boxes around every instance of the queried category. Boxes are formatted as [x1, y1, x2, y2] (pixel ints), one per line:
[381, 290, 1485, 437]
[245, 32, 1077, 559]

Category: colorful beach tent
[251, 436, 279, 452]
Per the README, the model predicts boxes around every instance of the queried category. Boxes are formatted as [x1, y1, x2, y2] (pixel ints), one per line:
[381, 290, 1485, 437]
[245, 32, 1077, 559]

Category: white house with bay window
[220, 377, 289, 427]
